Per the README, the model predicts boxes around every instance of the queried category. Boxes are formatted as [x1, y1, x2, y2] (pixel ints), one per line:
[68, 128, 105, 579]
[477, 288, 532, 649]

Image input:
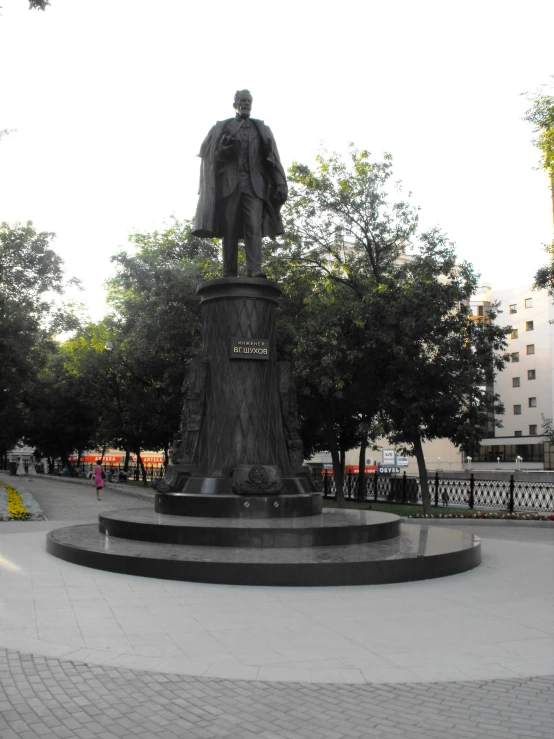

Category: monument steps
[46, 515, 481, 587]
[97, 507, 400, 547]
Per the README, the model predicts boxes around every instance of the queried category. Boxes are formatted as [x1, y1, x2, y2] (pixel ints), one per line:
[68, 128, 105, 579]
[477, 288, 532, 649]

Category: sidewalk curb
[399, 517, 554, 527]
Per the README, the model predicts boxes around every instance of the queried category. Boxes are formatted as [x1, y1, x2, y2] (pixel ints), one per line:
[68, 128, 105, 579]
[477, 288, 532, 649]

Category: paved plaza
[1, 473, 553, 738]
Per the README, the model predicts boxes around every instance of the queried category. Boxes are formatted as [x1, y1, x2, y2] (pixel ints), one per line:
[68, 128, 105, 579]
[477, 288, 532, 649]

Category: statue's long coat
[192, 118, 287, 239]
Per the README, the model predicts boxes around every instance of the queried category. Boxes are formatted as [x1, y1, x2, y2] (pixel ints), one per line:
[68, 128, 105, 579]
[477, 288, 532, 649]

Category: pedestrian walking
[93, 460, 105, 501]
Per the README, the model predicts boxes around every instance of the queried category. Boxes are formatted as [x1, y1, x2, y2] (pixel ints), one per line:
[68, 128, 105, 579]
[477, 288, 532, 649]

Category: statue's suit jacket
[192, 118, 287, 239]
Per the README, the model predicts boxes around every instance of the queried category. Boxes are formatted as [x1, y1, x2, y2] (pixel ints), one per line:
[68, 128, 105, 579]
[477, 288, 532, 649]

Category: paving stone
[0, 648, 552, 738]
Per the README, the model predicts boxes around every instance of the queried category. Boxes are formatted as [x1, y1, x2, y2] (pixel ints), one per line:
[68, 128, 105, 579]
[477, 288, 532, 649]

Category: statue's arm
[214, 121, 239, 161]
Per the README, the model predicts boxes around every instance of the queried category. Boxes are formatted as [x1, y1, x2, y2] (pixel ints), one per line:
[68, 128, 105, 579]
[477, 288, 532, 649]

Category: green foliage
[0, 221, 64, 313]
[523, 78, 554, 177]
[533, 239, 554, 295]
[0, 222, 68, 455]
[540, 413, 554, 446]
[277, 149, 509, 511]
[60, 219, 222, 461]
[24, 348, 98, 464]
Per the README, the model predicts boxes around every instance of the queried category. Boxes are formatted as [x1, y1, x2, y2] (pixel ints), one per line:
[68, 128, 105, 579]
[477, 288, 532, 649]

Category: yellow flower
[1, 482, 30, 520]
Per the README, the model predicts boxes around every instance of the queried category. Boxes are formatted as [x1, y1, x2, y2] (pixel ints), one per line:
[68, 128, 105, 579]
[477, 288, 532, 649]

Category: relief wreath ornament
[232, 465, 283, 496]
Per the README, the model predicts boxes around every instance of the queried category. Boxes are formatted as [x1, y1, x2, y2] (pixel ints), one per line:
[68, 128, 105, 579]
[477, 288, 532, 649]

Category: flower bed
[407, 511, 554, 521]
[0, 482, 30, 520]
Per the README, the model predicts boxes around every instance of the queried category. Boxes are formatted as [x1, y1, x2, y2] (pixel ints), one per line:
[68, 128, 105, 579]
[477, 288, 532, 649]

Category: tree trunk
[329, 442, 345, 507]
[413, 434, 432, 515]
[357, 440, 367, 503]
[62, 453, 76, 477]
[322, 402, 346, 507]
[164, 443, 169, 467]
[124, 449, 130, 471]
[99, 445, 106, 464]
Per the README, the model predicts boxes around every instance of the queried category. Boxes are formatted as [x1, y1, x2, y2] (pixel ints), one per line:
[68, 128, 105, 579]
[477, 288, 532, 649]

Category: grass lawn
[322, 499, 470, 517]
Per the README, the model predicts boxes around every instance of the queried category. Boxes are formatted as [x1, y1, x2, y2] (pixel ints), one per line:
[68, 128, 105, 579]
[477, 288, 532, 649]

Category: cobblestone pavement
[0, 648, 553, 739]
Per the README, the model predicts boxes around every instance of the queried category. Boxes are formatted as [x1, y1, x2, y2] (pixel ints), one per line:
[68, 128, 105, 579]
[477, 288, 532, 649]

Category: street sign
[383, 450, 395, 465]
[397, 456, 409, 467]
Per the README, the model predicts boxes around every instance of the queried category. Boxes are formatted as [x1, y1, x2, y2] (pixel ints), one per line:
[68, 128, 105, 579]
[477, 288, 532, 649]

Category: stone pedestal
[161, 277, 313, 499]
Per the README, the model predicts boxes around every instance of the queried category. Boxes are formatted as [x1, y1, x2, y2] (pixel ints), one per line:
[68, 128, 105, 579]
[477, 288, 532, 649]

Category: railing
[45, 462, 166, 483]
[315, 471, 554, 513]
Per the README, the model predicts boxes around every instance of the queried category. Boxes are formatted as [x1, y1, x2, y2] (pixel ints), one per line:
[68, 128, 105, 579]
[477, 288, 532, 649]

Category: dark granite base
[98, 508, 400, 548]
[46, 523, 481, 586]
[154, 492, 322, 518]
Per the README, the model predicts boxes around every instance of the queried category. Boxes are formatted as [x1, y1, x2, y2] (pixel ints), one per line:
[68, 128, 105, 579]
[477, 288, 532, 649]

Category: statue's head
[234, 89, 252, 119]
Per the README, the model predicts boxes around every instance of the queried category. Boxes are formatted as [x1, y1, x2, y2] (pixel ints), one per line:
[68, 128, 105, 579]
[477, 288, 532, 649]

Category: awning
[478, 437, 545, 446]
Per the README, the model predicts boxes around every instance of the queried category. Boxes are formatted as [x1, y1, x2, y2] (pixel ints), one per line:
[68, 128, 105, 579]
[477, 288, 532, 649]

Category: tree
[278, 148, 420, 503]
[540, 414, 554, 445]
[523, 77, 554, 224]
[524, 80, 554, 296]
[378, 232, 509, 513]
[0, 222, 69, 458]
[279, 148, 509, 512]
[51, 219, 221, 482]
[23, 348, 98, 471]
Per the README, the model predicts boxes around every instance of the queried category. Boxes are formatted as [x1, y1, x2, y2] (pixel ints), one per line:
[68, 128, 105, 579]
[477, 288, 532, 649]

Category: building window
[509, 304, 517, 314]
[526, 321, 534, 331]
[514, 430, 522, 437]
[526, 344, 535, 355]
[511, 352, 520, 362]
[529, 425, 537, 435]
[474, 305, 484, 317]
[528, 369, 536, 380]
[529, 397, 537, 407]
[514, 405, 521, 415]
[472, 444, 543, 463]
[525, 298, 533, 308]
[512, 377, 520, 387]
[510, 329, 519, 339]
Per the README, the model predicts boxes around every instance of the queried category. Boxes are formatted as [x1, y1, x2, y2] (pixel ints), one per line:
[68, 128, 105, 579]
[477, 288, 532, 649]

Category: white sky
[1, 0, 553, 320]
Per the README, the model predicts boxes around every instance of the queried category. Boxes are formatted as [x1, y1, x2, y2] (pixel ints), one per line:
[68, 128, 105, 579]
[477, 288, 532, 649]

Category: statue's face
[234, 93, 252, 119]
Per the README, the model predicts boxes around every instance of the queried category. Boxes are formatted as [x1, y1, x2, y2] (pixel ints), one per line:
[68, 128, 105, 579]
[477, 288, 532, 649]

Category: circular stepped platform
[46, 519, 481, 586]
[98, 508, 400, 547]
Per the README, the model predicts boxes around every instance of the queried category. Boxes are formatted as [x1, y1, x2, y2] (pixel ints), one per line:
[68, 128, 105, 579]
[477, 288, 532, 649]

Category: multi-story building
[471, 284, 554, 468]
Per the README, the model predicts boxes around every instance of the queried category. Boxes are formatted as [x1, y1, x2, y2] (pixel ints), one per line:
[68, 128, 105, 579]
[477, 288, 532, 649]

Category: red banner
[322, 466, 377, 476]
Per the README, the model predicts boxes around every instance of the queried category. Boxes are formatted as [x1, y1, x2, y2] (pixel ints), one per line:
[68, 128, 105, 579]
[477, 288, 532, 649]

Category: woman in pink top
[93, 461, 105, 500]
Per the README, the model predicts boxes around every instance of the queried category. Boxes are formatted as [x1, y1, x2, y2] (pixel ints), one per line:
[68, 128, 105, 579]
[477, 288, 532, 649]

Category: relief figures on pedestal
[192, 89, 288, 278]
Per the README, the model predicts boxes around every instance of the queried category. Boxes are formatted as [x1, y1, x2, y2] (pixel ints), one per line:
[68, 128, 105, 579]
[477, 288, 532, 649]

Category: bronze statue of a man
[192, 90, 288, 278]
